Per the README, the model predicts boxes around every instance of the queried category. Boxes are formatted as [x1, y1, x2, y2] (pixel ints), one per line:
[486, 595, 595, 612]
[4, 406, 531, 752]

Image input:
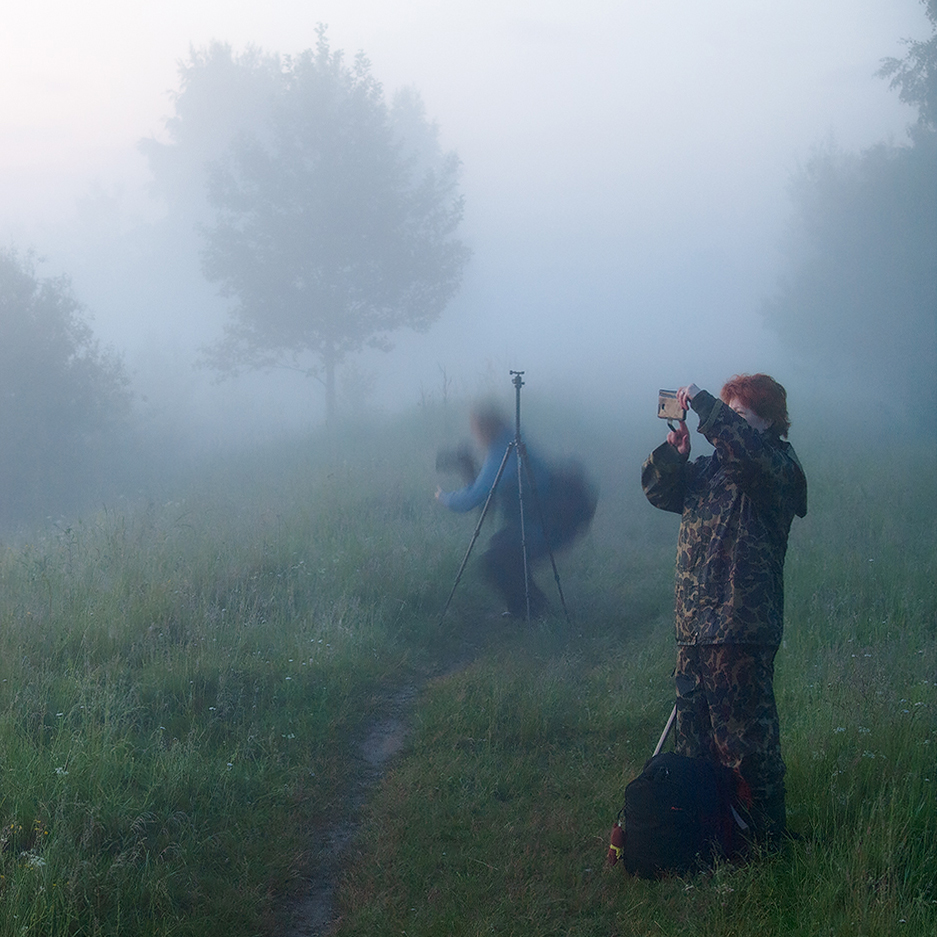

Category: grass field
[0, 400, 934, 935]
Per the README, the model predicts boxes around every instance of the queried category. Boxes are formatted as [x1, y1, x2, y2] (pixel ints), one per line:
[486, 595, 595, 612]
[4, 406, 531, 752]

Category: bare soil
[280, 683, 418, 936]
[279, 616, 509, 936]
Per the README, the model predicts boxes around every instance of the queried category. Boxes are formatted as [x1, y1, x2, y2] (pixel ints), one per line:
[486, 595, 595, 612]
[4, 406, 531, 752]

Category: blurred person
[436, 402, 595, 619]
[641, 375, 807, 845]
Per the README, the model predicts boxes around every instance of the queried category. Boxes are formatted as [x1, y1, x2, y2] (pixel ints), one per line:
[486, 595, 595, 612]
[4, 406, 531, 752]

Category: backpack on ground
[606, 751, 750, 879]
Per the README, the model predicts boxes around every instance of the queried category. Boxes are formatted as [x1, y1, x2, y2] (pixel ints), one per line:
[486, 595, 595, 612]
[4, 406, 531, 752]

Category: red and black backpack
[607, 752, 751, 878]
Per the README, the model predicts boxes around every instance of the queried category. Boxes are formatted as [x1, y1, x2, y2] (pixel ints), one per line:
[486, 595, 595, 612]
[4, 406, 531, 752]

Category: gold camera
[657, 389, 687, 423]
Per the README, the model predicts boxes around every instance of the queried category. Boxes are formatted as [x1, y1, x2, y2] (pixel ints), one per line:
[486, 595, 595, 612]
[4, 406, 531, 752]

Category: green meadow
[0, 401, 934, 936]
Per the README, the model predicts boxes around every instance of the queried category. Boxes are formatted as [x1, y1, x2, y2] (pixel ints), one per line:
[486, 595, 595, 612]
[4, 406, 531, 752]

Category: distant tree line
[0, 28, 468, 525]
[0, 250, 130, 525]
[2, 8, 932, 526]
[764, 0, 937, 419]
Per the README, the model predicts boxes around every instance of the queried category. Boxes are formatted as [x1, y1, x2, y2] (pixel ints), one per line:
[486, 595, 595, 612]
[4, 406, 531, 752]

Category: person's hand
[435, 485, 444, 502]
[676, 384, 700, 411]
[667, 419, 690, 457]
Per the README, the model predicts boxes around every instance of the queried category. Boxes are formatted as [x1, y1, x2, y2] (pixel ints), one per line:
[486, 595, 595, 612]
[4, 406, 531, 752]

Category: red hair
[720, 374, 791, 437]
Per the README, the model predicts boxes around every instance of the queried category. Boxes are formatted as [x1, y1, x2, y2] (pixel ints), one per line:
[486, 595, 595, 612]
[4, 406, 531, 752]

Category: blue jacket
[438, 427, 552, 529]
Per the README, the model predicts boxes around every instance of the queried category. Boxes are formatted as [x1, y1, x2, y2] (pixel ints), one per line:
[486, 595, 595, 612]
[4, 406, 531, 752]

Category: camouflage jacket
[641, 390, 807, 646]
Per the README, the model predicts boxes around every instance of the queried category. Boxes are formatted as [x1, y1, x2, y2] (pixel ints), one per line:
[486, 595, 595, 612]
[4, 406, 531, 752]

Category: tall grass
[333, 415, 937, 937]
[0, 412, 458, 935]
[0, 401, 933, 935]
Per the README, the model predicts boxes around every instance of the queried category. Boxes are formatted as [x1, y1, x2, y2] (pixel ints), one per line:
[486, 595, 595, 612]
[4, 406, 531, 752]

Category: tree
[0, 250, 131, 523]
[763, 5, 937, 421]
[140, 43, 283, 224]
[146, 29, 469, 422]
[878, 0, 937, 137]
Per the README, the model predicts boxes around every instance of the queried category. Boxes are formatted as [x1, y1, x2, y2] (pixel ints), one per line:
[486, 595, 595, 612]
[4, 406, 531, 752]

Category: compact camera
[657, 389, 687, 424]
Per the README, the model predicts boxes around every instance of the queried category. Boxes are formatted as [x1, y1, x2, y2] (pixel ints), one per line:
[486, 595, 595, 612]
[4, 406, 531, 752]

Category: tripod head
[510, 370, 525, 438]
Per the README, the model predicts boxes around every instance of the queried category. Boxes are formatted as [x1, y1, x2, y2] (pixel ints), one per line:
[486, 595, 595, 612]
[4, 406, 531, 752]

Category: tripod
[438, 371, 570, 626]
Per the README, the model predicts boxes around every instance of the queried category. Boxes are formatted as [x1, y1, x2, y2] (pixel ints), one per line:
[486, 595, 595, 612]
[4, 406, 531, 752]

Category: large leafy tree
[764, 1, 937, 419]
[0, 250, 130, 523]
[145, 29, 469, 422]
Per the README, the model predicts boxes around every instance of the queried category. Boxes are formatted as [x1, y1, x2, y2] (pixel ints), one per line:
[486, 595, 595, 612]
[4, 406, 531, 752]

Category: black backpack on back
[608, 752, 748, 878]
[544, 461, 597, 548]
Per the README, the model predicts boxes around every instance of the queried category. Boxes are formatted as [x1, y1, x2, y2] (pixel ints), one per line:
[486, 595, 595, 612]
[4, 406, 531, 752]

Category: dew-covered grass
[0, 401, 933, 936]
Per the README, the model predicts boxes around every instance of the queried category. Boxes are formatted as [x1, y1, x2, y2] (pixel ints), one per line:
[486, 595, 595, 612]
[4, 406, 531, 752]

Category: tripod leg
[514, 440, 531, 623]
[437, 441, 515, 627]
[654, 704, 677, 757]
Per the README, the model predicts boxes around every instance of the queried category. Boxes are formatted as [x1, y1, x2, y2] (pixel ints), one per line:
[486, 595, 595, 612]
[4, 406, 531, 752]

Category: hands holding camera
[667, 384, 700, 457]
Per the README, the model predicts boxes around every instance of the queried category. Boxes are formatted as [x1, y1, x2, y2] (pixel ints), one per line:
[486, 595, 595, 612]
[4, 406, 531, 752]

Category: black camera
[435, 443, 478, 486]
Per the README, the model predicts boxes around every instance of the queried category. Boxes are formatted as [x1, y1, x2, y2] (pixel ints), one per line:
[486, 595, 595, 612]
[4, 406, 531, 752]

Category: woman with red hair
[642, 374, 807, 846]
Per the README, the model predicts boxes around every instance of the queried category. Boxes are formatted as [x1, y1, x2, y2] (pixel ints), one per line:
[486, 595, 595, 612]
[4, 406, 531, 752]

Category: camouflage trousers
[674, 643, 786, 838]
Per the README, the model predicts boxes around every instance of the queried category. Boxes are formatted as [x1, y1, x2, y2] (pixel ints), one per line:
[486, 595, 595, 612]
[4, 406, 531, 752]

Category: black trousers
[481, 524, 550, 617]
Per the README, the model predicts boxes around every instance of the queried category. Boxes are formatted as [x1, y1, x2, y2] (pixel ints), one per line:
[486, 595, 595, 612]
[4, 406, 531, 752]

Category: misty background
[0, 0, 934, 524]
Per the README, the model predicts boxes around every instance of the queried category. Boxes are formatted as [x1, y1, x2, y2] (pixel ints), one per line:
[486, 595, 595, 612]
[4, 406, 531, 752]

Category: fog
[1, 0, 930, 450]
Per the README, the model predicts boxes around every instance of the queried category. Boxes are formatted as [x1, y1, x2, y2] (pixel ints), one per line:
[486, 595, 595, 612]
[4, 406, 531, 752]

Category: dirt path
[281, 684, 418, 936]
[280, 619, 508, 935]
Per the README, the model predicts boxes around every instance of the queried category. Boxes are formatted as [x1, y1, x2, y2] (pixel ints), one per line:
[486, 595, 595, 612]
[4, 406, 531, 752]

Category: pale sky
[0, 0, 929, 426]
[1, 2, 922, 206]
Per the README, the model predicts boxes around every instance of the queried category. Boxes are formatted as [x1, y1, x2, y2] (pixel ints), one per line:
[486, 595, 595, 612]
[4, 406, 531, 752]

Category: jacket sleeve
[641, 441, 688, 515]
[438, 436, 510, 513]
[693, 391, 807, 519]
